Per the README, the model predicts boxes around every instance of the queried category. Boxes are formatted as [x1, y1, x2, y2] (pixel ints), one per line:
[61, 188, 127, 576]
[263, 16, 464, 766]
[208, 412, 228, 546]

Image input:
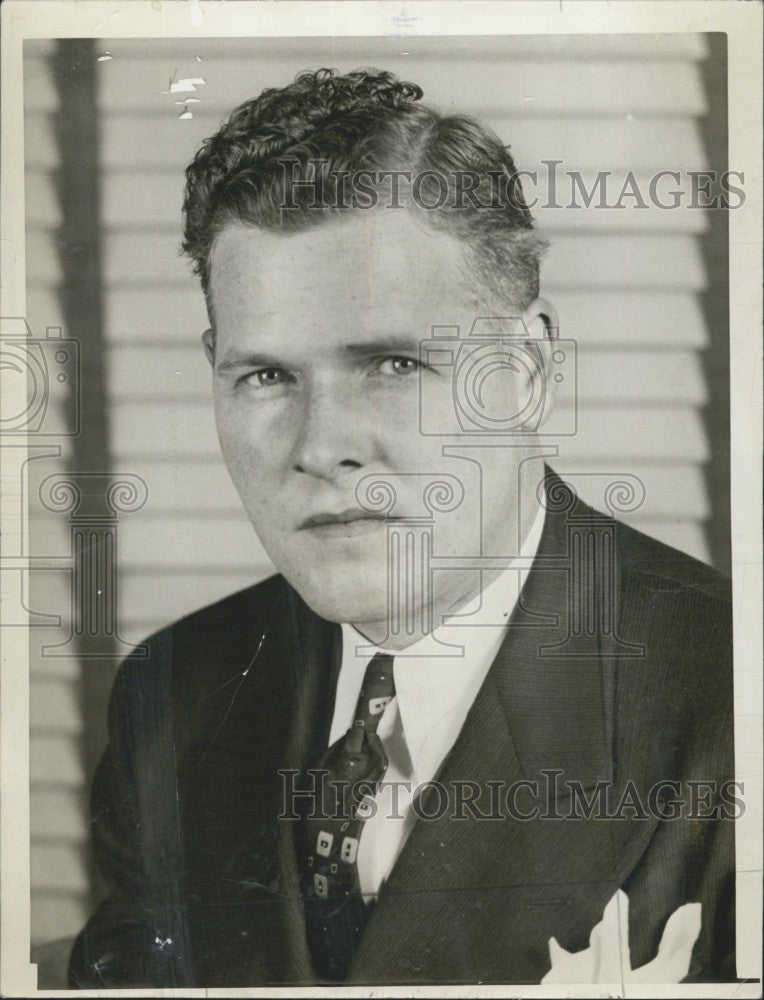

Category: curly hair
[182, 68, 547, 312]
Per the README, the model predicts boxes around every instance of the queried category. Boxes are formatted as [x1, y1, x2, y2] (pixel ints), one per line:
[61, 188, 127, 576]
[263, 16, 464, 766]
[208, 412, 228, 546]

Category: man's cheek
[219, 431, 265, 477]
[221, 450, 274, 519]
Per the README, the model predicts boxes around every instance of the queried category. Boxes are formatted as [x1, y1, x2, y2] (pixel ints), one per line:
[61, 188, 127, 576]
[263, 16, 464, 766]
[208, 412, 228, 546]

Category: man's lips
[299, 508, 389, 530]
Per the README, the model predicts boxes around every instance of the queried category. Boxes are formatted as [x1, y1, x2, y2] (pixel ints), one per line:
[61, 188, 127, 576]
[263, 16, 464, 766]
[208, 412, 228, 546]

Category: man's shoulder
[103, 574, 307, 746]
[164, 572, 289, 645]
[607, 517, 733, 728]
[114, 574, 292, 693]
[612, 515, 731, 610]
[543, 469, 731, 611]
[546, 483, 733, 682]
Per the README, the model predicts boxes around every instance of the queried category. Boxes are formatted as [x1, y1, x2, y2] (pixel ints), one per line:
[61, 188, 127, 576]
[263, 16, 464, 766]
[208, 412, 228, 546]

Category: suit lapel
[264, 581, 343, 983]
[494, 477, 615, 792]
[348, 668, 532, 982]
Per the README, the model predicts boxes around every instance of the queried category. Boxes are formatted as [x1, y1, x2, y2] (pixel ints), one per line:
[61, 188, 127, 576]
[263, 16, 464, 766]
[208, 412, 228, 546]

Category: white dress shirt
[330, 503, 546, 899]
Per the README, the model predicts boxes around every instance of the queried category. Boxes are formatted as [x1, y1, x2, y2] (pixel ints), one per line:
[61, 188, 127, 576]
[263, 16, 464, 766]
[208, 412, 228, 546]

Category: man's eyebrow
[343, 336, 423, 358]
[214, 350, 283, 373]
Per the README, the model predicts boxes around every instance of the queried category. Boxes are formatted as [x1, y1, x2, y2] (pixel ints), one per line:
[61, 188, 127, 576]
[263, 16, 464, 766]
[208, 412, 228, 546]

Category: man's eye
[243, 368, 284, 389]
[379, 356, 421, 376]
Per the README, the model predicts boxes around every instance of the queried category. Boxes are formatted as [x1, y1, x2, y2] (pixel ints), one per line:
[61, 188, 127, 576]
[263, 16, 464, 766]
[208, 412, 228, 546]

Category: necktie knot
[352, 652, 395, 735]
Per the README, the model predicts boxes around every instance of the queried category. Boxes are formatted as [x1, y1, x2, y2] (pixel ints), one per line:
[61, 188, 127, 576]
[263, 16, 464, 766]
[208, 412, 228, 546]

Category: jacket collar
[495, 468, 615, 792]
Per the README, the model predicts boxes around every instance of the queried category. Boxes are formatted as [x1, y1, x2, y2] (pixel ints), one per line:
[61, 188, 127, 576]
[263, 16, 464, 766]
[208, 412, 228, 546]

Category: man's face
[207, 210, 552, 646]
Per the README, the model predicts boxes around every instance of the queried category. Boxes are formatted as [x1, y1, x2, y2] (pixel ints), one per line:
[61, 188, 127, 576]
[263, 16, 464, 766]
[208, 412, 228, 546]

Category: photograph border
[1, 2, 761, 996]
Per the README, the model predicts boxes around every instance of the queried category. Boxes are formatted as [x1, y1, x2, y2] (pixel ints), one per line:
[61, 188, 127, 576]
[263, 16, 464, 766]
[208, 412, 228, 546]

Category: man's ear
[521, 297, 559, 346]
[202, 328, 215, 367]
[518, 297, 560, 424]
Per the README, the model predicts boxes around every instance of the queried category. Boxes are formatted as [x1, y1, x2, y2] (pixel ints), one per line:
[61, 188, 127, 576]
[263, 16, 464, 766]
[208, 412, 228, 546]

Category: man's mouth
[299, 508, 390, 536]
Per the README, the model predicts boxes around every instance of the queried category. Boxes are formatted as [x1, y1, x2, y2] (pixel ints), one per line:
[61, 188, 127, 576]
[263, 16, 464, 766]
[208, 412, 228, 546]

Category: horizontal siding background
[25, 33, 729, 948]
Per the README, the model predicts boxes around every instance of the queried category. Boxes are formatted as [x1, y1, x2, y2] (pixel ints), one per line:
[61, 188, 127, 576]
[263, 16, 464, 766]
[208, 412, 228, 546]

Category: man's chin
[282, 569, 389, 628]
[316, 587, 387, 624]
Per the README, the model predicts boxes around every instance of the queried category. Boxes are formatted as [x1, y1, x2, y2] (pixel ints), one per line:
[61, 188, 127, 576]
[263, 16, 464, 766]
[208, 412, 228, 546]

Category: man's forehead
[211, 213, 468, 290]
[208, 212, 486, 336]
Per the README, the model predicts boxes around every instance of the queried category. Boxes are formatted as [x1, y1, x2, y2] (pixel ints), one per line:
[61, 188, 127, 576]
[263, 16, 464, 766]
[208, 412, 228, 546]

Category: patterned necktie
[299, 652, 395, 982]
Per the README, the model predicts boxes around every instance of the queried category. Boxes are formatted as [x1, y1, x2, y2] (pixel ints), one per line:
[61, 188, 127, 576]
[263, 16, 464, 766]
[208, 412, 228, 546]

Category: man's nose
[291, 382, 370, 480]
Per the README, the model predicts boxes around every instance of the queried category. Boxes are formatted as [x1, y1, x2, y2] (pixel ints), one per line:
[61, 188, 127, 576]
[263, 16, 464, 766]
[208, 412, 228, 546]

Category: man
[69, 68, 735, 987]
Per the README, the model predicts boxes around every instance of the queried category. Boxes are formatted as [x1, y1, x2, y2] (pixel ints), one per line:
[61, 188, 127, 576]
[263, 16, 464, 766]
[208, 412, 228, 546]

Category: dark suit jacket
[69, 477, 735, 987]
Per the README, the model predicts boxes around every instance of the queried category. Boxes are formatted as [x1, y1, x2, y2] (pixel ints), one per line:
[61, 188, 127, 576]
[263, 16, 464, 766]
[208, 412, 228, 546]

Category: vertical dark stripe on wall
[52, 39, 113, 907]
[698, 33, 731, 577]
